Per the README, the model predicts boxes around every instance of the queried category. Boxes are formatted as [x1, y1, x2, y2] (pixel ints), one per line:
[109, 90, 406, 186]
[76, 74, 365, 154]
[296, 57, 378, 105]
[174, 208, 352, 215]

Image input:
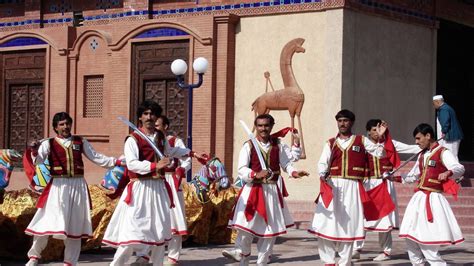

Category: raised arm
[281, 142, 301, 162]
[83, 138, 118, 168]
[363, 136, 385, 158]
[32, 140, 51, 165]
[392, 139, 421, 154]
[279, 143, 297, 174]
[174, 138, 191, 172]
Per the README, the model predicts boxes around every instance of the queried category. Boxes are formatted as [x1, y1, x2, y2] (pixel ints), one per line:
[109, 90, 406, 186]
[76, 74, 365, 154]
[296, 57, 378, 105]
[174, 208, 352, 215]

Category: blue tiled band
[0, 0, 433, 29]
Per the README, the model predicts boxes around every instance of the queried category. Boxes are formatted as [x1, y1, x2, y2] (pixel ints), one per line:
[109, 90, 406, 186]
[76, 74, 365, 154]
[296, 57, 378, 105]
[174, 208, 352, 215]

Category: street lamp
[171, 57, 208, 180]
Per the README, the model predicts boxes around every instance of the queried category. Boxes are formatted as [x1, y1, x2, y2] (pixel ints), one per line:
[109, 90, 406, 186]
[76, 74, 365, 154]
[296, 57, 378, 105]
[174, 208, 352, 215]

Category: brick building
[1, 0, 473, 198]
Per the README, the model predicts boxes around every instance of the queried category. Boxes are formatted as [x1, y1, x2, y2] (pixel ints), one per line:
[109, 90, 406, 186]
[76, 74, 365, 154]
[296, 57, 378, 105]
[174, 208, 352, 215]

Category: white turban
[433, 95, 444, 101]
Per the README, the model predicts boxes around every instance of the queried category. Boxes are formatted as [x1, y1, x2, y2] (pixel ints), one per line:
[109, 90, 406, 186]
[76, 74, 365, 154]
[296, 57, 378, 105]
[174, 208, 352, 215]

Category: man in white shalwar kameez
[103, 101, 204, 266]
[353, 119, 420, 261]
[308, 109, 387, 266]
[395, 123, 464, 266]
[25, 112, 122, 266]
[133, 115, 191, 266]
[223, 114, 308, 266]
[226, 128, 302, 264]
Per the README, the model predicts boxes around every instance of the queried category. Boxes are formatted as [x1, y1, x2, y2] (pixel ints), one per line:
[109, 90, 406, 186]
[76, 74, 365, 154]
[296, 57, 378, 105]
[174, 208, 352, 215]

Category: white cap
[433, 95, 444, 101]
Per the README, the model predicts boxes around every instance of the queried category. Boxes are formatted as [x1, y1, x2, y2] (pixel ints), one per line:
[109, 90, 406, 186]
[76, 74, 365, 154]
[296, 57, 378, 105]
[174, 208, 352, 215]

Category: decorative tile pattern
[0, 0, 435, 29]
[90, 38, 99, 51]
[133, 28, 189, 39]
[49, 0, 72, 15]
[96, 0, 122, 12]
[355, 0, 434, 21]
[0, 37, 47, 48]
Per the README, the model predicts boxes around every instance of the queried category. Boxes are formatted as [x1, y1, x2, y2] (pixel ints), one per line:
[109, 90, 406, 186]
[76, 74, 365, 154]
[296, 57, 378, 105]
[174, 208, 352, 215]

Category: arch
[70, 29, 113, 55]
[110, 22, 212, 51]
[0, 32, 59, 51]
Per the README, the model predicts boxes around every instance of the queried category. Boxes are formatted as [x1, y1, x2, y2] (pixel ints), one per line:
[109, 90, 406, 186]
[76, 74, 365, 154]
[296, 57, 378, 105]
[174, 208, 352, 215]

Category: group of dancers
[224, 109, 464, 266]
[22, 100, 464, 266]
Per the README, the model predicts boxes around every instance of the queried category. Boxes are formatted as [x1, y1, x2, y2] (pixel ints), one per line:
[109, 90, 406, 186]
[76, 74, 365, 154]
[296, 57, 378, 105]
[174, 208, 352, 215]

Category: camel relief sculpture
[251, 38, 307, 159]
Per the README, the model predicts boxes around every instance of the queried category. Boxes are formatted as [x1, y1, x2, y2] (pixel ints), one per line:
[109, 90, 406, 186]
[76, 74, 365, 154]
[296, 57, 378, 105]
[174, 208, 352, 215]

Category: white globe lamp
[192, 57, 208, 74]
[171, 59, 188, 75]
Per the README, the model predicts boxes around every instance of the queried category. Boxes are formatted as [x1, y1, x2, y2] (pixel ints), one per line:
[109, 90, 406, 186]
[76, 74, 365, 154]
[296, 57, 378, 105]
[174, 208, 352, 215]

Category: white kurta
[103, 132, 190, 248]
[25, 137, 117, 239]
[229, 140, 297, 238]
[364, 140, 420, 231]
[165, 136, 190, 235]
[309, 135, 385, 241]
[399, 145, 464, 245]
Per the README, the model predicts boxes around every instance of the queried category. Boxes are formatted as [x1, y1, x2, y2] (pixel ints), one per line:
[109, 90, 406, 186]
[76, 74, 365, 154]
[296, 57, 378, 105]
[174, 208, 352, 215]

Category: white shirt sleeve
[237, 142, 254, 183]
[124, 136, 154, 175]
[164, 139, 191, 159]
[174, 138, 191, 172]
[318, 141, 332, 177]
[33, 139, 51, 165]
[279, 142, 297, 175]
[82, 138, 117, 168]
[403, 158, 420, 184]
[392, 139, 421, 154]
[441, 149, 465, 179]
[363, 136, 385, 158]
[281, 142, 301, 162]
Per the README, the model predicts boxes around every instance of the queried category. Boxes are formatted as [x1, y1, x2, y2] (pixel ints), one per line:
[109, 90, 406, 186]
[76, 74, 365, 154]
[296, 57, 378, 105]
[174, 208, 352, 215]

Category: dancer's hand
[438, 171, 452, 181]
[376, 121, 388, 141]
[255, 170, 269, 180]
[292, 131, 300, 147]
[156, 157, 171, 170]
[292, 170, 309, 178]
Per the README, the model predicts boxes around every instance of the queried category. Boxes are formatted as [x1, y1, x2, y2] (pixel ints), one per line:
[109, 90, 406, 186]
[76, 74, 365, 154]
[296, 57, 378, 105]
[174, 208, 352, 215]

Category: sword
[239, 120, 267, 171]
[118, 116, 164, 159]
[382, 137, 447, 179]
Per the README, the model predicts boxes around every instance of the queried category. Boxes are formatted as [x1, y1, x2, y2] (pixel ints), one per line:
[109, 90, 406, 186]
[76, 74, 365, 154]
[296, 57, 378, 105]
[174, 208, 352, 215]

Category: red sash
[244, 182, 284, 224]
[124, 180, 175, 208]
[316, 178, 333, 208]
[364, 180, 395, 221]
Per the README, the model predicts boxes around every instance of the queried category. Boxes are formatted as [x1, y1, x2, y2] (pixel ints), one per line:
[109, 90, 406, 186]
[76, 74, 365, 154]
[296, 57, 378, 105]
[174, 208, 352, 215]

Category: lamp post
[171, 57, 208, 181]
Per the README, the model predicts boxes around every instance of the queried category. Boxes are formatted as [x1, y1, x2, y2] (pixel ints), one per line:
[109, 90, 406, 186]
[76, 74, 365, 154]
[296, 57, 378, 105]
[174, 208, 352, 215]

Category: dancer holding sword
[223, 114, 309, 266]
[103, 100, 206, 266]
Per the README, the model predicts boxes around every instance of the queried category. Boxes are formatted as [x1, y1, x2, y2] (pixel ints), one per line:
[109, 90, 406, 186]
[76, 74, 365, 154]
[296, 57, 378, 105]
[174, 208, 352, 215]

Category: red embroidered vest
[417, 146, 447, 193]
[163, 136, 180, 173]
[127, 131, 165, 179]
[329, 135, 367, 180]
[248, 138, 280, 180]
[48, 136, 84, 177]
[367, 155, 393, 179]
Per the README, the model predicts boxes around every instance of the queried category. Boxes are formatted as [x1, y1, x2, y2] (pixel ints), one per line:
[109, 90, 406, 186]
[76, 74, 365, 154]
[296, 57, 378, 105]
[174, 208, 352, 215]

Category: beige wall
[234, 9, 437, 201]
[342, 10, 436, 144]
[234, 10, 346, 200]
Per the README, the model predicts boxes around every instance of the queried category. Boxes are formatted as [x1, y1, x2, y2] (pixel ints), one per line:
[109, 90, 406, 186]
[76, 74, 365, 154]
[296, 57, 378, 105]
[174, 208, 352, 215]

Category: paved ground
[1, 229, 473, 265]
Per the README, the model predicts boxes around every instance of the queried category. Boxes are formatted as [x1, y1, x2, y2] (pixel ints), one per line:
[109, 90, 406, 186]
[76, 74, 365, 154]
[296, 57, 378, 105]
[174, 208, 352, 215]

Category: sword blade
[118, 116, 164, 159]
[386, 137, 444, 178]
[239, 120, 267, 171]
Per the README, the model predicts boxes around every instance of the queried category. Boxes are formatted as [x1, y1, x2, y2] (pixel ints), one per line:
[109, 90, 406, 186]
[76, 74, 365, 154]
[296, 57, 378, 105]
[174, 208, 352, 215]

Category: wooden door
[0, 50, 45, 151]
[6, 83, 45, 153]
[131, 40, 189, 139]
